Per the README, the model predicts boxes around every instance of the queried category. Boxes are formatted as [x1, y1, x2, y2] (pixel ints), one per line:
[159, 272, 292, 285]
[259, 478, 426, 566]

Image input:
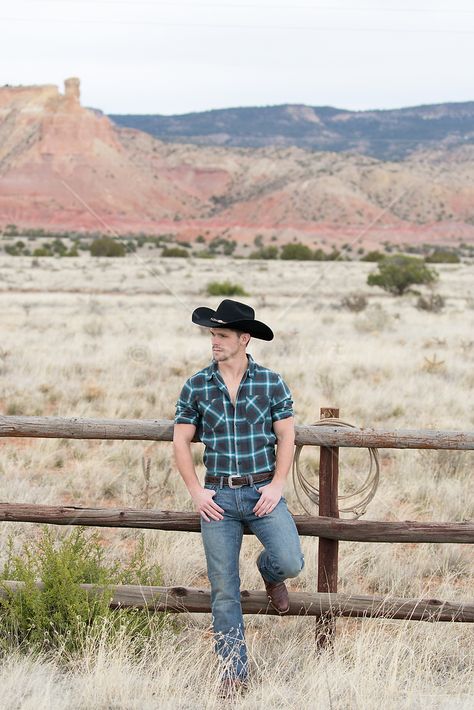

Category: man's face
[210, 328, 248, 362]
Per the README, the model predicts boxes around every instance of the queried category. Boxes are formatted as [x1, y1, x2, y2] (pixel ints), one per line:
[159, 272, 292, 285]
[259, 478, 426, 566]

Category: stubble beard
[212, 345, 240, 362]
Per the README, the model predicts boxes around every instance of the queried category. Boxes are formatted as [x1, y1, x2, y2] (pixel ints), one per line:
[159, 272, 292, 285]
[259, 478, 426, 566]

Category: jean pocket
[204, 483, 219, 491]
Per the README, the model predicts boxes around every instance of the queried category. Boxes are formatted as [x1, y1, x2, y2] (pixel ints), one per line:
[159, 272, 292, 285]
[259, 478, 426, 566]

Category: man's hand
[253, 481, 284, 517]
[191, 486, 225, 522]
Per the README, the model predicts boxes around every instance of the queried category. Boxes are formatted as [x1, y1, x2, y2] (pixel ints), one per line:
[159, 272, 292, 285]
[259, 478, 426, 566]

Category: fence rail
[1, 581, 473, 622]
[2, 415, 474, 449]
[0, 412, 473, 643]
[1, 503, 473, 543]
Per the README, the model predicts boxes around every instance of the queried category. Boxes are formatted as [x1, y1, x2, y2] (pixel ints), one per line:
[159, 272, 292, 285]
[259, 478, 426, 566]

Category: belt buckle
[228, 475, 244, 489]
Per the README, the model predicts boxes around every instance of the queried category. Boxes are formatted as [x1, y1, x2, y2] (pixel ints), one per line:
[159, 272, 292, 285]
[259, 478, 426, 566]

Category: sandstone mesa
[0, 78, 473, 249]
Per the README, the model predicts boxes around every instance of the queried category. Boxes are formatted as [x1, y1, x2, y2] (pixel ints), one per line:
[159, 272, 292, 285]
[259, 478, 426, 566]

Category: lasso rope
[292, 417, 380, 519]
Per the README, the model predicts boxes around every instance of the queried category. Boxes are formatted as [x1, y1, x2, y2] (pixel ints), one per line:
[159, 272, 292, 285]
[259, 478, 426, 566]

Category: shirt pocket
[246, 394, 270, 425]
[201, 397, 226, 433]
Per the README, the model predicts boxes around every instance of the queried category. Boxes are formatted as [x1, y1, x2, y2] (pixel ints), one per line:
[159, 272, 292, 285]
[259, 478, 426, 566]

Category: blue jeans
[200, 475, 305, 680]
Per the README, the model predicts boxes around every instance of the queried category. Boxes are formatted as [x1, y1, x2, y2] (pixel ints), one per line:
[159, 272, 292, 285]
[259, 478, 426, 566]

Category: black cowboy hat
[192, 299, 274, 341]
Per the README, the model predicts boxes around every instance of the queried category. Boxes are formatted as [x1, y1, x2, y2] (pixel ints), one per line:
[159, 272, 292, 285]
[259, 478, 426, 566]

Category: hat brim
[192, 307, 274, 341]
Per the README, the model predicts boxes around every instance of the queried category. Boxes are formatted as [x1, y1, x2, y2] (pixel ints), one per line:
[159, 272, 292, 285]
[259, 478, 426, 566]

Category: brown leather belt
[204, 471, 274, 488]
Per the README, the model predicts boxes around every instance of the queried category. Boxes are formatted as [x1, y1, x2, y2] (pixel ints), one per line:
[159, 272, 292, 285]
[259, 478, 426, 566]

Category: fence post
[316, 406, 340, 648]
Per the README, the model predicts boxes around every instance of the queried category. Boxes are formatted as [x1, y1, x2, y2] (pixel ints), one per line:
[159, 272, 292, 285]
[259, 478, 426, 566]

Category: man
[173, 299, 304, 695]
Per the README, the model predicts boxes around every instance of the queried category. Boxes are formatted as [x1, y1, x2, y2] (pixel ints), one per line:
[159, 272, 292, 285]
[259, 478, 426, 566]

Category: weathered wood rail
[2, 414, 474, 449]
[1, 580, 473, 622]
[0, 412, 472, 642]
[0, 503, 472, 543]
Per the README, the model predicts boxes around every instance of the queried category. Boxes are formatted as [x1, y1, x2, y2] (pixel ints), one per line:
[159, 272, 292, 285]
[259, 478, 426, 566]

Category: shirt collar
[205, 352, 255, 380]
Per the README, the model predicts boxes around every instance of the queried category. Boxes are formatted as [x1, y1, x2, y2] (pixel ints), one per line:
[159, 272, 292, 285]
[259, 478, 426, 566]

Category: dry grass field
[0, 253, 473, 709]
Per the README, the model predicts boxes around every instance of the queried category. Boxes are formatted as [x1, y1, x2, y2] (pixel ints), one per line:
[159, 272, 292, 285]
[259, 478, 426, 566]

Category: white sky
[1, 0, 473, 114]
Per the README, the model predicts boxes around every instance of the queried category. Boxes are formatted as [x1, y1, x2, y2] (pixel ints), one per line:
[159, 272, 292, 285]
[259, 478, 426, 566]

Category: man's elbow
[274, 416, 295, 442]
[173, 423, 196, 447]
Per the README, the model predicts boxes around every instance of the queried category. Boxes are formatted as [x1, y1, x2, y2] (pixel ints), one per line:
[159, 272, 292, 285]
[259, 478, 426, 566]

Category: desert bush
[361, 250, 386, 262]
[33, 246, 53, 257]
[425, 249, 460, 264]
[4, 244, 21, 256]
[206, 280, 248, 296]
[341, 292, 368, 312]
[280, 243, 313, 260]
[4, 224, 19, 236]
[124, 239, 137, 253]
[367, 254, 438, 295]
[161, 247, 189, 258]
[0, 527, 168, 654]
[416, 293, 445, 313]
[249, 246, 279, 259]
[90, 237, 125, 257]
[312, 248, 327, 261]
[208, 237, 237, 255]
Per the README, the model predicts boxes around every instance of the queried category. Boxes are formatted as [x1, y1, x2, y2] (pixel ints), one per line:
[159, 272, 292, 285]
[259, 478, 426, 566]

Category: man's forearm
[173, 441, 202, 495]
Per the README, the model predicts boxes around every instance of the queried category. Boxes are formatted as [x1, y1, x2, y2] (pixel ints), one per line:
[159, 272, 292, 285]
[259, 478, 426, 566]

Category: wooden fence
[1, 410, 473, 643]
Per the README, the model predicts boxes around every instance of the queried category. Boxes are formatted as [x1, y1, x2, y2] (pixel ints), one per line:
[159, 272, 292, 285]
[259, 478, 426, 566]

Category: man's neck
[217, 352, 249, 381]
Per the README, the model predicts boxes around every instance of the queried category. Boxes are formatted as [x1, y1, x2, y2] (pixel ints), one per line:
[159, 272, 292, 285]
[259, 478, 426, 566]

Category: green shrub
[208, 237, 237, 255]
[206, 280, 248, 296]
[51, 238, 67, 256]
[249, 246, 279, 260]
[361, 250, 386, 262]
[32, 247, 53, 257]
[5, 245, 21, 256]
[0, 527, 168, 654]
[425, 249, 460, 264]
[161, 246, 189, 258]
[312, 248, 327, 261]
[124, 240, 137, 253]
[367, 254, 438, 296]
[280, 242, 313, 260]
[90, 237, 126, 257]
[4, 240, 31, 256]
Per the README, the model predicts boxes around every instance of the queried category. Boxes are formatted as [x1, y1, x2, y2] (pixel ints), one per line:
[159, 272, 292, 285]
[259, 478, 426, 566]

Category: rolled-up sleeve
[175, 380, 200, 426]
[271, 375, 293, 422]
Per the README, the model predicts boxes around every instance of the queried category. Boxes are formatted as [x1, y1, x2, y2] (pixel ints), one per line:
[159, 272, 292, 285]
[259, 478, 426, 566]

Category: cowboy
[172, 299, 304, 696]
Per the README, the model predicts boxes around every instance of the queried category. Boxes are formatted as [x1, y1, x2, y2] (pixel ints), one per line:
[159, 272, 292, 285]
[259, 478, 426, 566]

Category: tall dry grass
[0, 254, 473, 708]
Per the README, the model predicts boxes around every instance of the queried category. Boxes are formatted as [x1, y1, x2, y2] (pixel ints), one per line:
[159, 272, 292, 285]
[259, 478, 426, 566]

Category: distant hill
[109, 102, 474, 161]
[1, 79, 474, 249]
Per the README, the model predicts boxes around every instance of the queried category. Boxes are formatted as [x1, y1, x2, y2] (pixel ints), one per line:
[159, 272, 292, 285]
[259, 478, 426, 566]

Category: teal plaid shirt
[174, 353, 293, 477]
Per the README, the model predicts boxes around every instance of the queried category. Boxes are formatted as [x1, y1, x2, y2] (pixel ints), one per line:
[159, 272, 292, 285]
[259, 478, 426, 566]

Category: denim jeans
[200, 475, 305, 680]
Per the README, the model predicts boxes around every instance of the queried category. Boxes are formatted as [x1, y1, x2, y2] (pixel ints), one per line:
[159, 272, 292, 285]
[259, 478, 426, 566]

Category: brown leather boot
[262, 578, 290, 614]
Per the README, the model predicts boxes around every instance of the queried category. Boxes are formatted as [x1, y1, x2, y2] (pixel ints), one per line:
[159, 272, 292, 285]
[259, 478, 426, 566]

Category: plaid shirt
[174, 353, 293, 477]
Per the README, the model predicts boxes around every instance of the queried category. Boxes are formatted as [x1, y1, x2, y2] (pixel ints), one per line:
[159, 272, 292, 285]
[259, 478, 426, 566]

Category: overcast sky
[2, 0, 473, 115]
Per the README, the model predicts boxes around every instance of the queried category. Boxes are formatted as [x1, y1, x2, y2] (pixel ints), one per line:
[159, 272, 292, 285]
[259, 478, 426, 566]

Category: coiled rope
[292, 417, 380, 519]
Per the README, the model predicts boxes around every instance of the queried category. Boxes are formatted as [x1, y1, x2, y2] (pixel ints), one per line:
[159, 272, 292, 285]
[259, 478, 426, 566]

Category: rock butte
[0, 78, 473, 249]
